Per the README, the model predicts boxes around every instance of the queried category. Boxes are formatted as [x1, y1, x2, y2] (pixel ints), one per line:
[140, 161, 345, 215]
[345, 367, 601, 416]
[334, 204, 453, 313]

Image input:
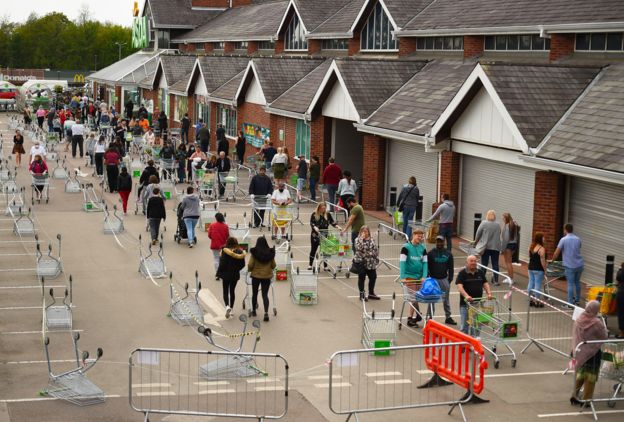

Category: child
[208, 213, 229, 279]
[217, 237, 246, 318]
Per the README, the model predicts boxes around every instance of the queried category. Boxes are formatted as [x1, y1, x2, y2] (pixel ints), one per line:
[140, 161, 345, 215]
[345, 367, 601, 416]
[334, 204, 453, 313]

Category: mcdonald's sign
[73, 74, 85, 83]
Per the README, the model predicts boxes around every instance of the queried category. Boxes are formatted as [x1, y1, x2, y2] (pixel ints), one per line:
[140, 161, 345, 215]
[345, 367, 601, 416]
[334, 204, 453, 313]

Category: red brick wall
[308, 39, 321, 55]
[248, 41, 258, 55]
[348, 35, 361, 56]
[270, 115, 297, 154]
[168, 93, 176, 129]
[549, 33, 575, 62]
[310, 116, 331, 169]
[399, 37, 417, 57]
[187, 95, 195, 140]
[464, 35, 484, 58]
[204, 43, 214, 53]
[362, 134, 386, 210]
[275, 39, 284, 54]
[192, 0, 228, 7]
[532, 171, 565, 257]
[114, 86, 122, 113]
[437, 150, 461, 233]
[224, 42, 235, 54]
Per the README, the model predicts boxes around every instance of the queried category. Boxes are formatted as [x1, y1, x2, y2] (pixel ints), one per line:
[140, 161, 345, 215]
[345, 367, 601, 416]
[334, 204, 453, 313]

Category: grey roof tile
[269, 59, 332, 113]
[365, 60, 475, 135]
[211, 70, 247, 102]
[170, 72, 193, 94]
[309, 0, 366, 36]
[403, 0, 624, 32]
[293, 0, 352, 31]
[148, 0, 222, 28]
[197, 56, 250, 93]
[384, 0, 435, 27]
[539, 63, 624, 174]
[159, 55, 197, 87]
[250, 57, 325, 103]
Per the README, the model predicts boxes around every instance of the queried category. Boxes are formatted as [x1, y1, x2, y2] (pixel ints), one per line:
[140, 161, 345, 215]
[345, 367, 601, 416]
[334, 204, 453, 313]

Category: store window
[322, 39, 348, 50]
[258, 40, 275, 50]
[484, 34, 550, 51]
[216, 103, 237, 137]
[416, 36, 463, 51]
[174, 96, 188, 122]
[156, 30, 170, 49]
[285, 14, 307, 51]
[295, 120, 311, 160]
[360, 1, 397, 51]
[234, 41, 249, 50]
[158, 88, 169, 117]
[195, 97, 210, 128]
[576, 33, 624, 51]
[214, 42, 225, 50]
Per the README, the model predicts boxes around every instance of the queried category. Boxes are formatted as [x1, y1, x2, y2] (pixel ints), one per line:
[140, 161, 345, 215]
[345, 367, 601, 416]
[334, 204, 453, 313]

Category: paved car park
[0, 113, 622, 421]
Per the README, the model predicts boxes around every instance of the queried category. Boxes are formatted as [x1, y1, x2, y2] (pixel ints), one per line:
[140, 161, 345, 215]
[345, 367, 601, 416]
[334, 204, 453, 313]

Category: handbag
[349, 259, 365, 275]
[397, 185, 415, 212]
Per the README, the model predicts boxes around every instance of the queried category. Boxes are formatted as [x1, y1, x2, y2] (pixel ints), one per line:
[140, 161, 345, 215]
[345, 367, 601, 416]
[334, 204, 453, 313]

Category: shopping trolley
[271, 203, 295, 241]
[200, 200, 220, 233]
[197, 315, 265, 380]
[81, 183, 104, 212]
[467, 298, 520, 368]
[599, 342, 624, 409]
[250, 194, 272, 229]
[31, 172, 50, 204]
[42, 276, 73, 331]
[138, 234, 167, 279]
[241, 269, 278, 317]
[13, 208, 36, 236]
[396, 278, 442, 330]
[64, 170, 81, 193]
[103, 205, 124, 235]
[51, 159, 69, 180]
[361, 293, 397, 354]
[229, 220, 250, 242]
[318, 226, 353, 279]
[36, 234, 63, 279]
[130, 158, 142, 178]
[160, 179, 175, 201]
[169, 271, 204, 326]
[41, 333, 105, 406]
[159, 158, 177, 182]
[290, 265, 318, 305]
[459, 241, 480, 257]
[217, 170, 240, 201]
[275, 241, 292, 283]
[544, 261, 565, 297]
[195, 168, 216, 200]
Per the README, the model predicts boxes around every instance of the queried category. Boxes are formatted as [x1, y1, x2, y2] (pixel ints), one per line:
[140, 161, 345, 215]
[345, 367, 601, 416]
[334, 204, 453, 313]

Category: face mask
[279, 189, 284, 193]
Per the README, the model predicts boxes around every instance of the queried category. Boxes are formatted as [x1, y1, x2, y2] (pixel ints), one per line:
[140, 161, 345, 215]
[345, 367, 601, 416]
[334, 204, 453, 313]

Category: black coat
[249, 174, 273, 196]
[146, 197, 166, 220]
[216, 158, 231, 173]
[218, 139, 229, 156]
[139, 166, 159, 186]
[216, 248, 246, 281]
[118, 173, 133, 192]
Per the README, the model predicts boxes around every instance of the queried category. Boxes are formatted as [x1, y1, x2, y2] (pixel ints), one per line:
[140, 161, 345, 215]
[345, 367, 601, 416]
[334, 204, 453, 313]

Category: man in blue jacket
[400, 229, 428, 328]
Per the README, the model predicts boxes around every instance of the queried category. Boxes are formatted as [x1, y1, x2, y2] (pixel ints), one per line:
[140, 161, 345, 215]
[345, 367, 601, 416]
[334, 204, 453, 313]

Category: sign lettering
[132, 16, 148, 49]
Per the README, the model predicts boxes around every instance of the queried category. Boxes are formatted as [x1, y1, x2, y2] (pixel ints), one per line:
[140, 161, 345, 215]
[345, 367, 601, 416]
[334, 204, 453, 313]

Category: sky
[1, 0, 137, 27]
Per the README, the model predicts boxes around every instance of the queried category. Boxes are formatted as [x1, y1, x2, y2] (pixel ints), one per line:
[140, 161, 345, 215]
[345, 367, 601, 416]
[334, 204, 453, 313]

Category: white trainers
[225, 306, 232, 319]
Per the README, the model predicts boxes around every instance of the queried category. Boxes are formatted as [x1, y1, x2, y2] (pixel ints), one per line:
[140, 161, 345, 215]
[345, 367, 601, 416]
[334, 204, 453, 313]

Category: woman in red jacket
[208, 212, 229, 280]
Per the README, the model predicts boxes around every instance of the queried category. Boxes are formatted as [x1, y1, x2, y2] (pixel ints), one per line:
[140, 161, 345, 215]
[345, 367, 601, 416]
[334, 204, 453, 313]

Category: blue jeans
[460, 305, 469, 334]
[564, 265, 584, 304]
[351, 231, 358, 251]
[297, 177, 306, 194]
[481, 249, 500, 283]
[184, 217, 198, 245]
[438, 223, 453, 251]
[402, 207, 416, 238]
[527, 270, 544, 299]
[309, 178, 317, 201]
[326, 184, 338, 207]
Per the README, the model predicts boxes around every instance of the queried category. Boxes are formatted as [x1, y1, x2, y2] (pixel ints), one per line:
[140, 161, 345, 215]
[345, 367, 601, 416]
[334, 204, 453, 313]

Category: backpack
[417, 277, 443, 299]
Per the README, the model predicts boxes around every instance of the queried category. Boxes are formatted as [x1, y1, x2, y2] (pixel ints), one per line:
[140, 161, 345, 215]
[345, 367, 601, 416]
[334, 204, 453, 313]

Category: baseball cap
[436, 235, 445, 241]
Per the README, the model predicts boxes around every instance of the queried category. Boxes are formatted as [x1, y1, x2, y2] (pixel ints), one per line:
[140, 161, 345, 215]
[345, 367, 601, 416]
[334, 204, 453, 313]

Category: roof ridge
[402, 0, 439, 33]
[309, 0, 361, 32]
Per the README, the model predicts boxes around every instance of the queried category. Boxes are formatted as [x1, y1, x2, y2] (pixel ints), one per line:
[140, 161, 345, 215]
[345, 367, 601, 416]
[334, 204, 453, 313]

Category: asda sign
[132, 16, 148, 48]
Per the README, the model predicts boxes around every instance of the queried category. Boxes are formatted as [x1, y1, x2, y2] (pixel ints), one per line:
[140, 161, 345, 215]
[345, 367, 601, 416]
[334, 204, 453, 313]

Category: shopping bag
[418, 277, 443, 297]
[427, 221, 439, 244]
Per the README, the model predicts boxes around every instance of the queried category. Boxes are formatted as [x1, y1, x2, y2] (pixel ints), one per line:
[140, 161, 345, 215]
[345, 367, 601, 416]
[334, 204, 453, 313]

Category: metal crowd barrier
[326, 201, 348, 224]
[573, 339, 624, 420]
[376, 223, 408, 271]
[129, 348, 289, 421]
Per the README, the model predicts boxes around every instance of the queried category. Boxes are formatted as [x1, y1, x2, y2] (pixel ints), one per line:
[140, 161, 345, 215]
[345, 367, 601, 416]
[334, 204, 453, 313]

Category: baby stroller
[173, 203, 197, 245]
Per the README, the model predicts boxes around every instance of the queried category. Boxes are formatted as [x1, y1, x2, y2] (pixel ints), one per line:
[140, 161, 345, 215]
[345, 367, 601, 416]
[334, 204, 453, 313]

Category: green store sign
[132, 16, 148, 48]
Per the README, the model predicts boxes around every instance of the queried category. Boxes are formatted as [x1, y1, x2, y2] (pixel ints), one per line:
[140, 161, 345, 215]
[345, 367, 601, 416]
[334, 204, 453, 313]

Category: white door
[386, 141, 438, 219]
[460, 156, 535, 260]
[568, 177, 624, 284]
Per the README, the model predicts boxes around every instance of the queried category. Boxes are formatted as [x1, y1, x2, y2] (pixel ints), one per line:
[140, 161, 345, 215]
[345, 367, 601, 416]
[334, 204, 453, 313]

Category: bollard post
[605, 255, 615, 285]
[416, 195, 423, 221]
[512, 226, 521, 263]
[357, 179, 363, 205]
[473, 213, 482, 239]
[389, 187, 397, 207]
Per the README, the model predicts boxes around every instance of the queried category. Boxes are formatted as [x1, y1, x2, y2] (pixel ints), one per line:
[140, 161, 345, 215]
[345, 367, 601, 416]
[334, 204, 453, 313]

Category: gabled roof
[235, 57, 325, 105]
[401, 0, 624, 35]
[150, 55, 197, 89]
[538, 63, 624, 174]
[188, 56, 250, 95]
[170, 72, 193, 96]
[431, 63, 600, 150]
[87, 50, 167, 86]
[308, 0, 365, 38]
[172, 1, 289, 43]
[146, 0, 223, 29]
[308, 59, 427, 121]
[362, 61, 475, 138]
[292, 0, 352, 31]
[268, 59, 332, 117]
[209, 70, 247, 105]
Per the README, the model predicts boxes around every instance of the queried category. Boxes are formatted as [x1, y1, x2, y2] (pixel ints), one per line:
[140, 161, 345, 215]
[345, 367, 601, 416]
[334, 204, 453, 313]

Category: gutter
[207, 96, 235, 106]
[174, 36, 274, 43]
[354, 123, 428, 145]
[265, 107, 306, 120]
[520, 155, 624, 185]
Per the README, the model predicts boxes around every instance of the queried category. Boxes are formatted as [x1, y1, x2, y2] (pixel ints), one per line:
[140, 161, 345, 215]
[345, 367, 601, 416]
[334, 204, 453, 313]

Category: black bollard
[473, 213, 482, 239]
[605, 255, 615, 285]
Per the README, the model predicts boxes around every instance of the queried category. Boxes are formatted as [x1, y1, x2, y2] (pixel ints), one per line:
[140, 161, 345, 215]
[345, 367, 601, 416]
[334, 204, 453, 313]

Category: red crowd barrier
[422, 320, 488, 394]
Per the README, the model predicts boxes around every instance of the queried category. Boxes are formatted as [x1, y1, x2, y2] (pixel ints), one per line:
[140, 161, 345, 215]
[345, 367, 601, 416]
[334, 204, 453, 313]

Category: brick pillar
[204, 43, 214, 53]
[210, 102, 218, 132]
[348, 35, 360, 56]
[437, 150, 461, 233]
[362, 134, 386, 210]
[187, 95, 195, 140]
[224, 42, 235, 54]
[308, 39, 321, 55]
[275, 38, 284, 54]
[187, 43, 196, 53]
[310, 116, 331, 168]
[463, 35, 484, 58]
[169, 93, 176, 129]
[247, 41, 258, 55]
[532, 171, 565, 257]
[549, 33, 575, 62]
[399, 37, 417, 57]
[114, 86, 122, 113]
[192, 0, 228, 6]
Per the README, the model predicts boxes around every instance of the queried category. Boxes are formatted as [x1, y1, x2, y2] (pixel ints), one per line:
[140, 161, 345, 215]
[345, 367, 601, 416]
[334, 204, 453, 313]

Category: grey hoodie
[180, 194, 201, 219]
[427, 200, 455, 224]
[474, 220, 502, 252]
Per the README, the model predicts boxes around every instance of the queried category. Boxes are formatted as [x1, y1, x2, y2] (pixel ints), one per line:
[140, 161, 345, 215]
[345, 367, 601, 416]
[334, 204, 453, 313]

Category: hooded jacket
[248, 246, 276, 279]
[208, 221, 229, 250]
[217, 248, 246, 281]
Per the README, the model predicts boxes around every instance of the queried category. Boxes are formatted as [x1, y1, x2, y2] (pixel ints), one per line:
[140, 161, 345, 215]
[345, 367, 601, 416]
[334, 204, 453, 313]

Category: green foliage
[0, 12, 138, 71]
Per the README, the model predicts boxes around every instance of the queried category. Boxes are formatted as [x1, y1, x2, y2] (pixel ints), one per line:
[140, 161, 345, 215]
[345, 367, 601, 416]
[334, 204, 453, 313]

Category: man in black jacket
[218, 136, 229, 157]
[216, 151, 231, 198]
[197, 123, 211, 153]
[249, 166, 273, 227]
[427, 235, 457, 325]
[181, 113, 190, 144]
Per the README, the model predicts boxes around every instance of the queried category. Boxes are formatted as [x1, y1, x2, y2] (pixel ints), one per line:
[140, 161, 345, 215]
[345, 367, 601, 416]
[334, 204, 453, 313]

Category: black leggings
[222, 278, 238, 308]
[310, 235, 320, 266]
[251, 277, 271, 313]
[358, 269, 377, 295]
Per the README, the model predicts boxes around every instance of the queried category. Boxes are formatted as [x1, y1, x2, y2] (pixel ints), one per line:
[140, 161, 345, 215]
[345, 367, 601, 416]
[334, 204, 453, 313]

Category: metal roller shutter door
[568, 178, 624, 283]
[460, 156, 535, 261]
[386, 141, 438, 219]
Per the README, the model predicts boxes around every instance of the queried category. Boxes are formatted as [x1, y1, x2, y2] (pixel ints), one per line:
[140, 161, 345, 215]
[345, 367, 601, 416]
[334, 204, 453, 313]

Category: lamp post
[114, 42, 127, 61]
[94, 55, 97, 71]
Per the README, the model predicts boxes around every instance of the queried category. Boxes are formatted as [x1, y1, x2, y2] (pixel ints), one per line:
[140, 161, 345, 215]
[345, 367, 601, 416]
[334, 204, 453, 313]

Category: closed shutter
[568, 178, 624, 284]
[460, 156, 535, 261]
[386, 141, 438, 219]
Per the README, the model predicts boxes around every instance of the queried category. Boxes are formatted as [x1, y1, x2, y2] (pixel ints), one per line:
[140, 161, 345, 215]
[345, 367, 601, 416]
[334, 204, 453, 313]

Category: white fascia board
[185, 59, 202, 94]
[306, 31, 353, 40]
[150, 58, 164, 89]
[430, 63, 530, 154]
[350, 0, 398, 34]
[265, 106, 306, 120]
[306, 60, 361, 123]
[520, 155, 624, 186]
[275, 0, 308, 39]
[354, 123, 427, 144]
[207, 96, 235, 106]
[234, 61, 265, 105]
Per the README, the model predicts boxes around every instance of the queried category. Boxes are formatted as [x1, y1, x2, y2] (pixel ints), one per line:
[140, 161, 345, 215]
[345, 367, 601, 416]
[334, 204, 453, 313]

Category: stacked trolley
[361, 293, 397, 354]
[42, 277, 73, 331]
[169, 271, 204, 326]
[250, 194, 272, 229]
[138, 234, 167, 279]
[290, 265, 318, 305]
[318, 226, 352, 279]
[466, 298, 520, 368]
[274, 241, 291, 283]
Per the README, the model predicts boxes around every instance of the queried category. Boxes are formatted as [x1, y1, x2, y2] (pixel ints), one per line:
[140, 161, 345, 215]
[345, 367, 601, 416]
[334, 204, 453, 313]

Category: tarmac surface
[0, 112, 622, 421]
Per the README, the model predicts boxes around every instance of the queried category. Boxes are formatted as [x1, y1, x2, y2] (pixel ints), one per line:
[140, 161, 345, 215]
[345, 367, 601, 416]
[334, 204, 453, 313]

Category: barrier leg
[345, 413, 360, 421]
[458, 389, 490, 404]
[448, 400, 468, 422]
[520, 338, 544, 354]
[418, 373, 453, 388]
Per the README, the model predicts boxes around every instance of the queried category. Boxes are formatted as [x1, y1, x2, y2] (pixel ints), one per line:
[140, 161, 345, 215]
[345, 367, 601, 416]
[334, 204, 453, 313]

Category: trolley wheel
[134, 210, 138, 215]
[176, 237, 180, 244]
[607, 400, 616, 408]
[31, 198, 34, 205]
[494, 361, 500, 369]
[511, 359, 517, 368]
[492, 346, 497, 353]
[398, 322, 403, 330]
[345, 272, 350, 279]
[273, 308, 277, 316]
[332, 273, 337, 279]
[46, 198, 49, 204]
[242, 301, 246, 310]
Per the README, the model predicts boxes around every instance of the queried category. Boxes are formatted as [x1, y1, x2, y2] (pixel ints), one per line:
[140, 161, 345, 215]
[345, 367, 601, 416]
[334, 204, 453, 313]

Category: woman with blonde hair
[309, 202, 339, 269]
[501, 212, 519, 279]
[353, 225, 380, 301]
[473, 209, 502, 285]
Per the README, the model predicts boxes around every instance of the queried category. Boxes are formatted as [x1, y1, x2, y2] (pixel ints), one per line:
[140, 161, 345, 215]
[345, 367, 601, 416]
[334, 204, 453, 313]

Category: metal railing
[129, 348, 289, 421]
[376, 223, 408, 271]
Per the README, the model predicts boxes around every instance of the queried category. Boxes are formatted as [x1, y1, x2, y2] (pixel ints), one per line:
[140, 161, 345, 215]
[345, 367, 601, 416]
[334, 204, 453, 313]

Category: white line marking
[485, 370, 565, 378]
[0, 395, 122, 403]
[246, 378, 280, 384]
[416, 370, 434, 375]
[255, 386, 285, 392]
[314, 382, 351, 388]
[0, 329, 83, 335]
[132, 383, 171, 388]
[136, 391, 176, 397]
[308, 375, 342, 380]
[193, 381, 229, 386]
[374, 379, 412, 385]
[3, 359, 75, 365]
[198, 389, 236, 395]
[0, 285, 64, 290]
[365, 371, 402, 377]
[0, 306, 46, 311]
[538, 410, 624, 418]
